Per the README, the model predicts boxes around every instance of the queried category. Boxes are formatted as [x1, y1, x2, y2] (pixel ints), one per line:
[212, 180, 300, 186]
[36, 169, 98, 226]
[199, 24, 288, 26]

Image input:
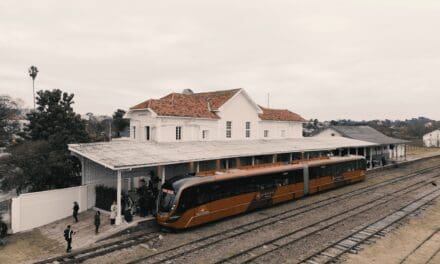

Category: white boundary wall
[11, 185, 95, 233]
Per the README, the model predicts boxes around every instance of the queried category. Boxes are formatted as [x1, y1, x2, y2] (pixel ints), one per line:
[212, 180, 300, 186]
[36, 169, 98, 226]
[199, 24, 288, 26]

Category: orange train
[157, 156, 367, 229]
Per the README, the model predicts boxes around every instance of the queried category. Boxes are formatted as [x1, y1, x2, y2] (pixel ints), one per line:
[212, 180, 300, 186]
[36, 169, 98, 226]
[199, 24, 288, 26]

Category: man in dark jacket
[94, 211, 101, 234]
[64, 225, 74, 252]
[73, 202, 79, 222]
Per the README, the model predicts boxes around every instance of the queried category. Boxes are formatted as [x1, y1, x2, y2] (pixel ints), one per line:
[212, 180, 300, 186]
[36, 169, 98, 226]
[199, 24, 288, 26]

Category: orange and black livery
[157, 156, 367, 229]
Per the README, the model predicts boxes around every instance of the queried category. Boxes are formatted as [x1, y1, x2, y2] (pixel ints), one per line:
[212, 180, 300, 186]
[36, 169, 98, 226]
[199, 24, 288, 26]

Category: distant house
[423, 129, 440, 147]
[314, 125, 407, 167]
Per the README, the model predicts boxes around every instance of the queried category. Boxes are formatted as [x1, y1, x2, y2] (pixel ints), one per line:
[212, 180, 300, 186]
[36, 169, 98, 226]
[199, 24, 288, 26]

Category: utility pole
[28, 65, 39, 110]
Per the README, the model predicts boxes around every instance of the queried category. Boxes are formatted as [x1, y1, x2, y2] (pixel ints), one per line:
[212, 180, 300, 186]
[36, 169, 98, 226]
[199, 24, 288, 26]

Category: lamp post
[28, 65, 39, 110]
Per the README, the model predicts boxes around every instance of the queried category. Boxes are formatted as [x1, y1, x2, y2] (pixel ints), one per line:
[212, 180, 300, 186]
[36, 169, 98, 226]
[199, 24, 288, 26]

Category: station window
[176, 126, 182, 140]
[264, 130, 269, 138]
[132, 126, 136, 139]
[226, 121, 232, 138]
[145, 126, 150, 141]
[202, 130, 209, 140]
[245, 121, 251, 138]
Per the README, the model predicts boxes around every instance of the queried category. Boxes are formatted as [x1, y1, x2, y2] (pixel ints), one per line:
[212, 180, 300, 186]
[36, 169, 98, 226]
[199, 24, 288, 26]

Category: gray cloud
[1, 0, 439, 120]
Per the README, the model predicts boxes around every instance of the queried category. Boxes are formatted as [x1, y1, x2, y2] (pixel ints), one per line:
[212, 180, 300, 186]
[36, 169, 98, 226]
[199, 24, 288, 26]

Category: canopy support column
[116, 170, 122, 225]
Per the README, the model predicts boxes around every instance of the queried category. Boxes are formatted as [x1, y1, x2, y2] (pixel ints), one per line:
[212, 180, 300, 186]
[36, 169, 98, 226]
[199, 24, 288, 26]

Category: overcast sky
[1, 0, 439, 120]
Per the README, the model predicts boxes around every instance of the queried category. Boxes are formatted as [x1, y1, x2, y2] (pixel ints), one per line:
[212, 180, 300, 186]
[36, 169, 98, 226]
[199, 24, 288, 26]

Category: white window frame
[145, 126, 150, 141]
[176, 126, 182, 140]
[202, 130, 209, 140]
[264, 130, 269, 138]
[245, 121, 251, 138]
[226, 121, 232, 138]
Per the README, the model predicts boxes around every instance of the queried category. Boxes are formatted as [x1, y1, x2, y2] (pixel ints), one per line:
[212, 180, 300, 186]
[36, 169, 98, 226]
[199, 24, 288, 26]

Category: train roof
[166, 155, 365, 192]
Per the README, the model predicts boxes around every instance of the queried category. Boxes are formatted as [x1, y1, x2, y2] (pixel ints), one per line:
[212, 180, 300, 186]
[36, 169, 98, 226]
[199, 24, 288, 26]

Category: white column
[369, 147, 373, 169]
[116, 170, 122, 225]
[289, 153, 293, 163]
[251, 156, 255, 166]
[225, 159, 229, 171]
[404, 144, 407, 161]
[80, 157, 86, 185]
[355, 148, 358, 156]
[338, 149, 342, 156]
[196, 162, 200, 173]
[160, 166, 166, 184]
[364, 147, 367, 158]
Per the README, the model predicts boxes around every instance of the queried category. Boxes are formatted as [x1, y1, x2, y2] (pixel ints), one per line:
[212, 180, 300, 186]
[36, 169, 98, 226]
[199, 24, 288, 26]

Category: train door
[192, 185, 211, 226]
[303, 165, 309, 195]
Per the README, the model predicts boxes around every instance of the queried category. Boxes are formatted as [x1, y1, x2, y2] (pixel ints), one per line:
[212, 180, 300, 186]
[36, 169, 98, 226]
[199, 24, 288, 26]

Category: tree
[0, 95, 21, 147]
[85, 112, 111, 142]
[1, 89, 88, 192]
[112, 109, 129, 137]
[26, 89, 89, 147]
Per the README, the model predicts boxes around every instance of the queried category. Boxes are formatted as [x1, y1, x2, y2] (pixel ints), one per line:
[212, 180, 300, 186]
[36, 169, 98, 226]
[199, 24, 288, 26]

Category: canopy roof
[69, 137, 377, 170]
[329, 126, 408, 145]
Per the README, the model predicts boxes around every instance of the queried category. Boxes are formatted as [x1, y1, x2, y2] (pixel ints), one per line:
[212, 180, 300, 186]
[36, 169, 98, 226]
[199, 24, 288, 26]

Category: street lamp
[28, 65, 38, 110]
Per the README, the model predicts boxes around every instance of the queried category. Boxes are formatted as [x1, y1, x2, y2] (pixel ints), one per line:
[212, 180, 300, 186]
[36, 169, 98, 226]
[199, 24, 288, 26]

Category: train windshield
[159, 188, 176, 212]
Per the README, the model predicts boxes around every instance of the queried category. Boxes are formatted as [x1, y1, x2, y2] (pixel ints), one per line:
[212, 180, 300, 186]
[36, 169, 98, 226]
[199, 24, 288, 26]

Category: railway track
[214, 181, 440, 263]
[35, 231, 160, 264]
[128, 167, 440, 264]
[35, 163, 440, 264]
[300, 198, 440, 264]
[397, 228, 440, 264]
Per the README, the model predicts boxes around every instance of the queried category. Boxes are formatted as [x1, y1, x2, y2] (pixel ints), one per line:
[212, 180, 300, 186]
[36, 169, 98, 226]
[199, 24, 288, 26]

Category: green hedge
[95, 185, 116, 211]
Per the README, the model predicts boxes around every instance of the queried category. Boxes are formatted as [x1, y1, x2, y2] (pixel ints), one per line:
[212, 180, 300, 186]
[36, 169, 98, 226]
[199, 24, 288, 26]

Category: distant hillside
[304, 117, 440, 143]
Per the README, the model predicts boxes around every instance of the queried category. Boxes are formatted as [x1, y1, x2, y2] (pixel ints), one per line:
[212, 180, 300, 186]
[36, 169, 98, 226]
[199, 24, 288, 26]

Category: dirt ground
[344, 198, 440, 264]
[0, 229, 62, 264]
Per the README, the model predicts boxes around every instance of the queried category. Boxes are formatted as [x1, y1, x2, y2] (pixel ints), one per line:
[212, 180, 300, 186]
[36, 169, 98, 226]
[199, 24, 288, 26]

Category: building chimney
[182, 88, 194, 95]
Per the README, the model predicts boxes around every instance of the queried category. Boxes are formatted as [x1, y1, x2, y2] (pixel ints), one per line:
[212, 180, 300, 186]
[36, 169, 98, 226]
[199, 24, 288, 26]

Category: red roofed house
[126, 88, 305, 142]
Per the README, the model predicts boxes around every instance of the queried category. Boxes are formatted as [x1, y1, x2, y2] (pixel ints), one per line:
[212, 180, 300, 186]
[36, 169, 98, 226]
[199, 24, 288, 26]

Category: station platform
[39, 209, 155, 252]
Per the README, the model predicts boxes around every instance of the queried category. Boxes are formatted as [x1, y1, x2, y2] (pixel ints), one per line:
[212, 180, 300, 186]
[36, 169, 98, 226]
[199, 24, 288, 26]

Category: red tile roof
[130, 89, 240, 119]
[130, 89, 305, 122]
[258, 106, 305, 122]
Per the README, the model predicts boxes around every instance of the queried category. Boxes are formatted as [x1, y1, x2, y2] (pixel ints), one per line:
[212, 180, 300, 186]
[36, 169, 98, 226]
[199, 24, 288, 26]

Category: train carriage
[157, 156, 367, 229]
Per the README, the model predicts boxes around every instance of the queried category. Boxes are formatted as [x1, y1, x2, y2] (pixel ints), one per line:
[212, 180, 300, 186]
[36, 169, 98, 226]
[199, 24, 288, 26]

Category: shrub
[95, 185, 116, 211]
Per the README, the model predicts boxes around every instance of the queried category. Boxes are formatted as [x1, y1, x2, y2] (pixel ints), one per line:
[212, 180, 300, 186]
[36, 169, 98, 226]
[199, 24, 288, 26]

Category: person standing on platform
[110, 201, 117, 225]
[94, 211, 101, 234]
[64, 225, 74, 253]
[72, 201, 79, 222]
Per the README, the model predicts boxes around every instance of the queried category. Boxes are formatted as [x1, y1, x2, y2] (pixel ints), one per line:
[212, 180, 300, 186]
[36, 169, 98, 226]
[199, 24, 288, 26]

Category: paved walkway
[39, 209, 154, 252]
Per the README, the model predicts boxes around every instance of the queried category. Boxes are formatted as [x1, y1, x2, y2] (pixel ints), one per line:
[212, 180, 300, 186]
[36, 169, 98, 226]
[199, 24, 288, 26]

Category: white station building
[69, 88, 400, 224]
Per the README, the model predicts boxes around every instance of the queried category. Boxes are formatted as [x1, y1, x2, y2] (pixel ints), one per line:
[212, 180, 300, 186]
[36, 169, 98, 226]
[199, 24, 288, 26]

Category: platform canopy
[328, 126, 408, 145]
[69, 137, 377, 171]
